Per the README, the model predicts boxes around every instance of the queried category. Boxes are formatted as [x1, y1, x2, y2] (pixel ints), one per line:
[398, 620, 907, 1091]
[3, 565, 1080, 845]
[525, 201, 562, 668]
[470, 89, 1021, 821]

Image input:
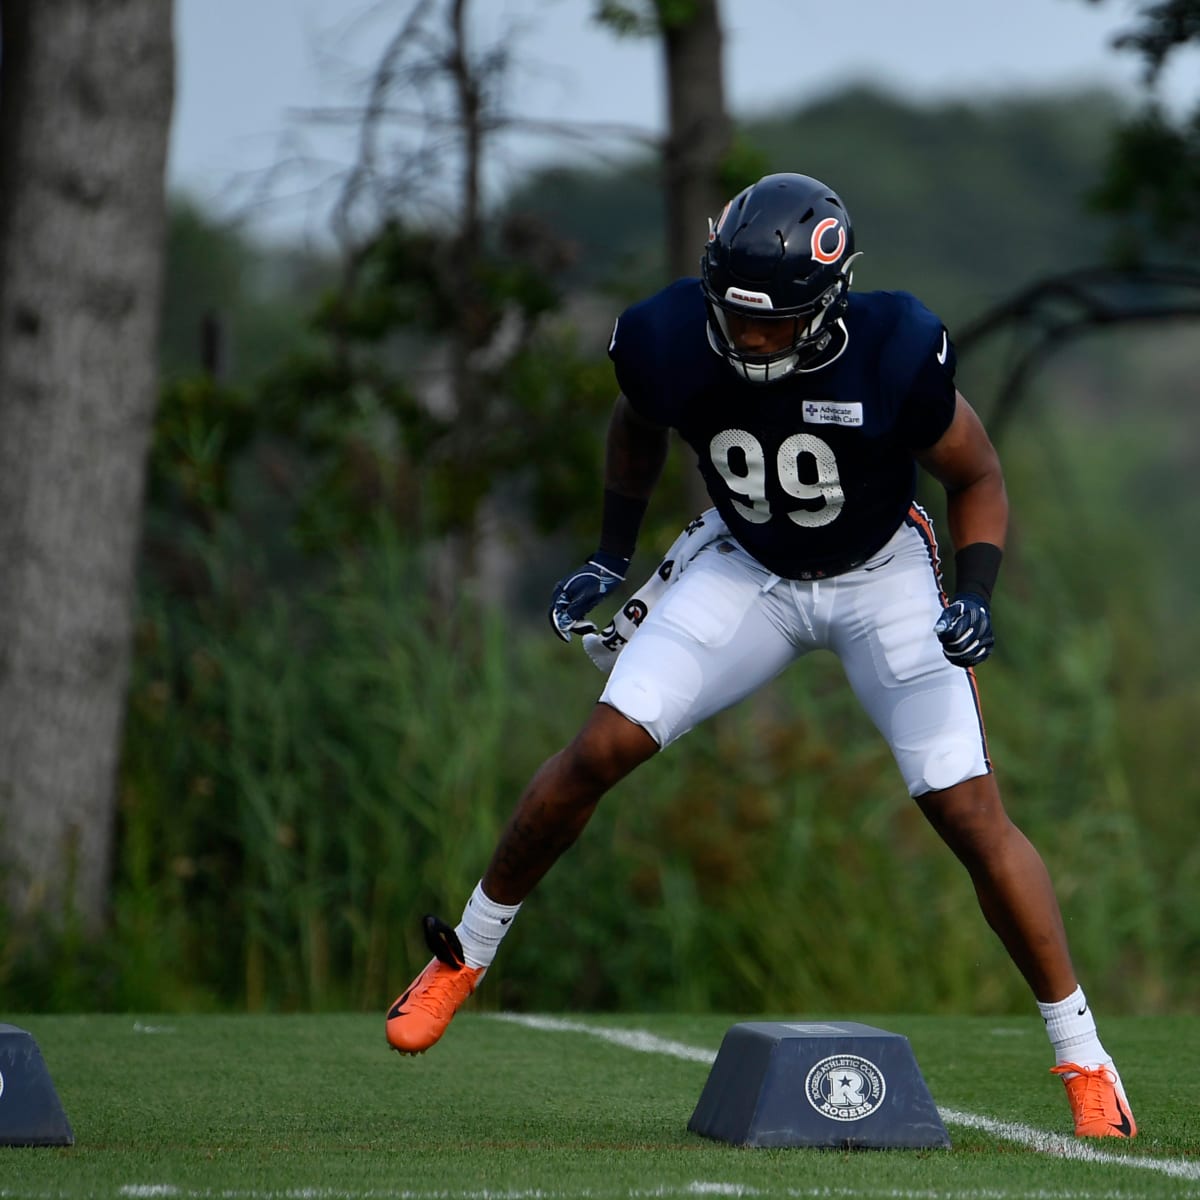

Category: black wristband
[598, 489, 648, 559]
[954, 542, 1003, 603]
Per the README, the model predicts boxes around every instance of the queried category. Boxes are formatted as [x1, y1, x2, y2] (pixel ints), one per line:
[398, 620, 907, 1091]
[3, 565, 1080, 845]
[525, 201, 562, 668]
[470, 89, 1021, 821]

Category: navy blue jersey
[608, 280, 958, 580]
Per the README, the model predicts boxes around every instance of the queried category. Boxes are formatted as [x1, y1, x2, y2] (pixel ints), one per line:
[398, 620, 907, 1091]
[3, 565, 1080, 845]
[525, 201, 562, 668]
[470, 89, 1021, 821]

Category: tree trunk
[659, 0, 733, 279]
[657, 0, 732, 510]
[0, 0, 174, 929]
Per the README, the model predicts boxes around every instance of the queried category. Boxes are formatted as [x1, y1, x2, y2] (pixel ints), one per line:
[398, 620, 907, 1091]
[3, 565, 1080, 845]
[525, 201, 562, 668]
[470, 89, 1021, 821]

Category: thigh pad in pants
[598, 548, 795, 748]
[835, 521, 991, 796]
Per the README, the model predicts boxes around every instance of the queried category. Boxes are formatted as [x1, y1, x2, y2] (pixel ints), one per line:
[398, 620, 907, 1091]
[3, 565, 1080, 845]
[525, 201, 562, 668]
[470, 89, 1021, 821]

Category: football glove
[548, 550, 630, 643]
[934, 592, 994, 668]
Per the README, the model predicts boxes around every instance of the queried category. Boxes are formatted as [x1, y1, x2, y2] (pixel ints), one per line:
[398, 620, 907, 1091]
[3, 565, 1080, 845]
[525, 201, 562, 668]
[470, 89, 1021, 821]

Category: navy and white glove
[934, 592, 994, 668]
[548, 550, 630, 642]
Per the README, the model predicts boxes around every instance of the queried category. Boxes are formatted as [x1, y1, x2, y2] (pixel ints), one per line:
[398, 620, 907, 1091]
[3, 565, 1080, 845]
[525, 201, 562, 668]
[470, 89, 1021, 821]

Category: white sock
[455, 881, 521, 969]
[1038, 985, 1110, 1070]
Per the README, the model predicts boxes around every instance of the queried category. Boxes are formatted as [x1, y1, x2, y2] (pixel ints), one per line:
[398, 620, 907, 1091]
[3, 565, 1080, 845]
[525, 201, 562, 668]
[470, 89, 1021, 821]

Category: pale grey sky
[171, 0, 1196, 242]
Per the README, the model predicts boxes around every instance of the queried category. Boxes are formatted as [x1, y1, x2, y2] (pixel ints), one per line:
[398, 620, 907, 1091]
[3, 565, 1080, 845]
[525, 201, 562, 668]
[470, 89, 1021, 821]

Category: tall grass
[114, 528, 591, 1011]
[9, 410, 1195, 1017]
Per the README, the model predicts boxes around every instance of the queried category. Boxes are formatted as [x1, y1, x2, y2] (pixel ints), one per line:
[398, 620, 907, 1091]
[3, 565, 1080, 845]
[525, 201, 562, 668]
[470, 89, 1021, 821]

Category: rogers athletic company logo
[805, 1054, 887, 1121]
[810, 217, 846, 264]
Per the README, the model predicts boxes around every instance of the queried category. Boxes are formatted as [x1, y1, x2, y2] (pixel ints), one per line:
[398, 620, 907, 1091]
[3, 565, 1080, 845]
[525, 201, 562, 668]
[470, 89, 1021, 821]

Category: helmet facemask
[703, 269, 854, 384]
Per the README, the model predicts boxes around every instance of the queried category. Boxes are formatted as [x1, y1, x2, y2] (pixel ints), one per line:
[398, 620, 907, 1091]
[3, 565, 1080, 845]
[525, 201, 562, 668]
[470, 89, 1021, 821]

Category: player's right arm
[602, 393, 670, 542]
[548, 394, 670, 642]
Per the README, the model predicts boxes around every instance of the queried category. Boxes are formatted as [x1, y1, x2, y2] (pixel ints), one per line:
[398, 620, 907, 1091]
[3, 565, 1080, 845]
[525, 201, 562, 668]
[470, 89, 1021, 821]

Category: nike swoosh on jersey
[936, 330, 949, 365]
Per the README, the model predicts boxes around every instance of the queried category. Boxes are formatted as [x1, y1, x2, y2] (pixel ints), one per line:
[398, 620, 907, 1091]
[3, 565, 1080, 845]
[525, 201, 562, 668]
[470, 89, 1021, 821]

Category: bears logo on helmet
[810, 217, 846, 265]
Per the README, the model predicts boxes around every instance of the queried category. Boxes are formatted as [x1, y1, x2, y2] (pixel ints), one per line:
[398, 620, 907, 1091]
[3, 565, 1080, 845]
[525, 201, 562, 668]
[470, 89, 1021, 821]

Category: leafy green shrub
[103, 444, 1199, 1018]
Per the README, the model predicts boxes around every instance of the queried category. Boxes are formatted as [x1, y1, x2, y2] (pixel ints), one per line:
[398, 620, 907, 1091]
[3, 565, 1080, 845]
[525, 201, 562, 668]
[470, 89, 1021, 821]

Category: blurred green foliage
[504, 87, 1123, 317]
[28, 411, 1197, 1016]
[1092, 104, 1200, 262]
[3, 86, 1196, 1017]
[1084, 0, 1200, 259]
[161, 198, 334, 384]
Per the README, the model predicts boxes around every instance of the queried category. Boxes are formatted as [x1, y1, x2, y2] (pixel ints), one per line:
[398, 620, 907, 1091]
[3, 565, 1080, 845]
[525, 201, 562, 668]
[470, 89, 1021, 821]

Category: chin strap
[704, 302, 852, 383]
[794, 319, 850, 374]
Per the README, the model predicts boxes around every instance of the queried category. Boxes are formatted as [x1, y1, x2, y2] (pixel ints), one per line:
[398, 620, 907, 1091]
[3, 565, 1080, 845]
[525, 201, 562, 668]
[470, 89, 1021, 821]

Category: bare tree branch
[956, 266, 1200, 438]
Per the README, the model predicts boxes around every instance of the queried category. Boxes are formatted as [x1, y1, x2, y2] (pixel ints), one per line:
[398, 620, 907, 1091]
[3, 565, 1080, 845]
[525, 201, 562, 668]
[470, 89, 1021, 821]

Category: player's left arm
[916, 392, 1007, 666]
[915, 391, 1007, 555]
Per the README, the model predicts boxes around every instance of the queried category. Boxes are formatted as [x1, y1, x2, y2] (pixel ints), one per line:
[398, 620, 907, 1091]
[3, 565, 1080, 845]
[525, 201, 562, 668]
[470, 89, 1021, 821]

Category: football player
[385, 173, 1135, 1140]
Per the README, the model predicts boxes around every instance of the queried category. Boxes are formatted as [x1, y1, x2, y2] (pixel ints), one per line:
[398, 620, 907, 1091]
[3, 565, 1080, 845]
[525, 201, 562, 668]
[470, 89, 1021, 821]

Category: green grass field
[2, 1011, 1197, 1199]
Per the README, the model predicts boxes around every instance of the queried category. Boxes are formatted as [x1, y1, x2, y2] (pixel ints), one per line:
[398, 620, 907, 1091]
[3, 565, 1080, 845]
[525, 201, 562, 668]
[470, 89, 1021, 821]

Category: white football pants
[598, 505, 991, 797]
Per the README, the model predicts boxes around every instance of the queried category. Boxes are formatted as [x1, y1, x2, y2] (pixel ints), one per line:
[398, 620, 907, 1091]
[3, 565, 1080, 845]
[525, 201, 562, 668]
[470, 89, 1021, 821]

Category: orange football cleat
[1051, 1062, 1137, 1139]
[386, 915, 485, 1055]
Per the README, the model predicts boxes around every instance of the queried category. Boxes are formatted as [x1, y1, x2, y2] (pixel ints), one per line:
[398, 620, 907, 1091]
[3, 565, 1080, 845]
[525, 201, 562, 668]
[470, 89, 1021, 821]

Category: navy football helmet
[701, 173, 859, 383]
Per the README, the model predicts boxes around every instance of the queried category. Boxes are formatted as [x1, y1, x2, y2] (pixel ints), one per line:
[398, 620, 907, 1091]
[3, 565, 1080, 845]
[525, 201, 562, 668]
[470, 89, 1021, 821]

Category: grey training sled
[688, 1020, 950, 1149]
[0, 1024, 75, 1146]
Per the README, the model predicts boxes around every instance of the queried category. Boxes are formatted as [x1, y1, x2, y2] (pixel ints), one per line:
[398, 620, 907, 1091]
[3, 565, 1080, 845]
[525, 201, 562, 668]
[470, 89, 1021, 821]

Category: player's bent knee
[917, 773, 1013, 866]
[565, 702, 659, 787]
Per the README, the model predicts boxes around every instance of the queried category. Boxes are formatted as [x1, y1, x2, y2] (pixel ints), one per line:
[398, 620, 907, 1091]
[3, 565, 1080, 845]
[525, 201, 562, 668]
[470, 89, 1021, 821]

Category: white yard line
[489, 1013, 1200, 1183]
[938, 1108, 1200, 1179]
[92, 1184, 1200, 1200]
[100, 1187, 1200, 1200]
[491, 1012, 718, 1063]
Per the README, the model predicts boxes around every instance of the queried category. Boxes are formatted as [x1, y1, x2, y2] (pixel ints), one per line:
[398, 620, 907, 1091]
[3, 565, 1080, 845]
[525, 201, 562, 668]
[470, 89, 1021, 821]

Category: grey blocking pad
[688, 1021, 950, 1149]
[0, 1024, 75, 1146]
